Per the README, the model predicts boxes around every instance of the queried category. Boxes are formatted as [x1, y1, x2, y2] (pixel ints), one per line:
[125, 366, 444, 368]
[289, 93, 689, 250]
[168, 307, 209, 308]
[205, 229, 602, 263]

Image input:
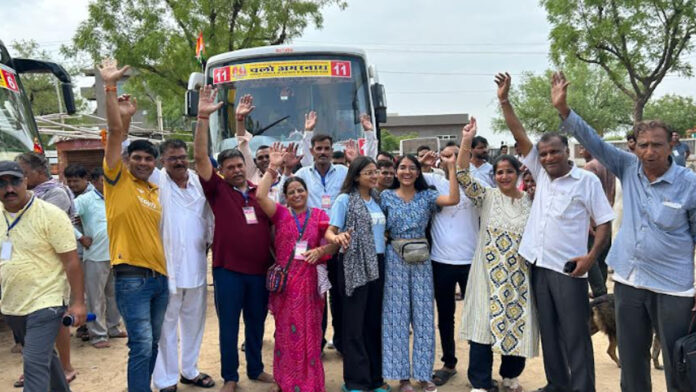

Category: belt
[113, 264, 164, 278]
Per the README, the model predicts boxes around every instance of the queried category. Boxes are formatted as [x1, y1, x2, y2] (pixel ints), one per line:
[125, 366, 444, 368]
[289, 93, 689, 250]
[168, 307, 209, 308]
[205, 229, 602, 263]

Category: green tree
[644, 94, 696, 135]
[63, 0, 346, 131]
[542, 0, 696, 123]
[492, 63, 633, 135]
[380, 129, 418, 152]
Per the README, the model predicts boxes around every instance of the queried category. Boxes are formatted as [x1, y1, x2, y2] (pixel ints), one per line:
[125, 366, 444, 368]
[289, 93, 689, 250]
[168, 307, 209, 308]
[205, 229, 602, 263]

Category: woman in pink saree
[256, 144, 338, 392]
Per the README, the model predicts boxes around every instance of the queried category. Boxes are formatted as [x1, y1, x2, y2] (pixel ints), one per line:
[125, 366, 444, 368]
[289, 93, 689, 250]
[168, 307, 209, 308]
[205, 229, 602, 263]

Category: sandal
[65, 370, 77, 384]
[160, 386, 177, 392]
[432, 368, 457, 386]
[13, 375, 24, 388]
[180, 373, 215, 388]
[399, 380, 415, 392]
[420, 381, 437, 392]
[374, 384, 392, 392]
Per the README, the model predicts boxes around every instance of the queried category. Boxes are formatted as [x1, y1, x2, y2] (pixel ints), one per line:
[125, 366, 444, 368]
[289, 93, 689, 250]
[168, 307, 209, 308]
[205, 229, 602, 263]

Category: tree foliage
[492, 63, 633, 135]
[542, 0, 696, 122]
[380, 129, 418, 152]
[644, 94, 696, 134]
[63, 0, 346, 130]
[10, 40, 87, 116]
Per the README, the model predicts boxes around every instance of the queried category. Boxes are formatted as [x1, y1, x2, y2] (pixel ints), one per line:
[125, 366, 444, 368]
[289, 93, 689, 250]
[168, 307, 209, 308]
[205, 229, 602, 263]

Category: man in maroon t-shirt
[193, 85, 274, 392]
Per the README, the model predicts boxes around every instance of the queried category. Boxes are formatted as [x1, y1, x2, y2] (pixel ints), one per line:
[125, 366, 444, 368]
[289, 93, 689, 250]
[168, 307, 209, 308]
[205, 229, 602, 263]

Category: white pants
[153, 285, 207, 389]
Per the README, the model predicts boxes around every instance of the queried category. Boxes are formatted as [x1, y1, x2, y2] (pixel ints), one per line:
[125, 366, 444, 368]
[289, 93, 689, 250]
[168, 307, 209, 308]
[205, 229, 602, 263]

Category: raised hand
[98, 58, 130, 86]
[269, 142, 285, 169]
[117, 94, 137, 118]
[198, 84, 224, 116]
[551, 71, 571, 117]
[494, 72, 512, 102]
[283, 142, 303, 169]
[305, 111, 317, 131]
[461, 116, 477, 141]
[418, 150, 438, 167]
[344, 139, 359, 162]
[360, 113, 374, 132]
[236, 94, 255, 118]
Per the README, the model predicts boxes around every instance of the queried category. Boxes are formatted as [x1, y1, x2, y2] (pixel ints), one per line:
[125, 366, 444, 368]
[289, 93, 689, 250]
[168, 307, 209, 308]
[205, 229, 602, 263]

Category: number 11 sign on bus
[330, 61, 351, 78]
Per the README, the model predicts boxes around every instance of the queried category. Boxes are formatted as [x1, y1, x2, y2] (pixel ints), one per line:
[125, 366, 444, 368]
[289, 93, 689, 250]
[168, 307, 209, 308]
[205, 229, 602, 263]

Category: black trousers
[339, 254, 385, 390]
[587, 235, 610, 297]
[468, 341, 526, 389]
[532, 265, 595, 392]
[615, 282, 694, 392]
[432, 261, 471, 369]
[322, 254, 343, 353]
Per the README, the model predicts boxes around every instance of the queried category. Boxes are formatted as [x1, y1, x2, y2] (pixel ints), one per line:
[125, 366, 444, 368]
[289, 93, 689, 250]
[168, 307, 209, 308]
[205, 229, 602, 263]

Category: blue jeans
[115, 274, 169, 392]
[213, 267, 268, 382]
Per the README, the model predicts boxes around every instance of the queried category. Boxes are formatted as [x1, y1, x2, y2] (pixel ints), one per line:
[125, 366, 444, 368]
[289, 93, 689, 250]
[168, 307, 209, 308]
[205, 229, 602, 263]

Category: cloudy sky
[2, 0, 695, 145]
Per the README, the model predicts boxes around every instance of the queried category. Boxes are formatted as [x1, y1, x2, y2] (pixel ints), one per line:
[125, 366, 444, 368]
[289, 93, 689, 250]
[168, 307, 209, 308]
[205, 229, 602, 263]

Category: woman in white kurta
[456, 118, 539, 392]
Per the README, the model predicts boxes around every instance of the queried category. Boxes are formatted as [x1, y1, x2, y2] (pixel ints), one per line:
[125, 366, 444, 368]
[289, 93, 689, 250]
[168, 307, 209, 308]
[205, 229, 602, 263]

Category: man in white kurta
[151, 139, 215, 391]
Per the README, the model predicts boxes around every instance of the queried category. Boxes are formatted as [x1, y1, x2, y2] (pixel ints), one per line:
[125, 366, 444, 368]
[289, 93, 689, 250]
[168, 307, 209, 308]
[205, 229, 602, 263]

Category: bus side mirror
[371, 83, 387, 123]
[185, 89, 199, 117]
[185, 72, 205, 117]
[61, 83, 76, 115]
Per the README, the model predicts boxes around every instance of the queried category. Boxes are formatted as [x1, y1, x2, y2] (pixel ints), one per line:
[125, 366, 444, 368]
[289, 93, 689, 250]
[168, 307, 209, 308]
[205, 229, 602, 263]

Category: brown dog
[589, 294, 663, 370]
[589, 294, 620, 367]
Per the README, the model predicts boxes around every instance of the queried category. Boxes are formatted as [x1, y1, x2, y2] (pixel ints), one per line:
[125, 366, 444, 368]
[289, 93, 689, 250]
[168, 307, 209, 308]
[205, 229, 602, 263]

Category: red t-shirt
[199, 174, 273, 275]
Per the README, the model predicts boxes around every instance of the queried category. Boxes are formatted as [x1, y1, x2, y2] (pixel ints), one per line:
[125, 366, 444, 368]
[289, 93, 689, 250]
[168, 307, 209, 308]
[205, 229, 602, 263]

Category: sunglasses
[0, 177, 23, 189]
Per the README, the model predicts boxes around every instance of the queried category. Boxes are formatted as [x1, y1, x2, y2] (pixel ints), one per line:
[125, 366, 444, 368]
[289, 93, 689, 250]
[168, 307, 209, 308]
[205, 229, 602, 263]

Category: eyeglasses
[0, 177, 23, 189]
[360, 170, 378, 177]
[165, 155, 188, 163]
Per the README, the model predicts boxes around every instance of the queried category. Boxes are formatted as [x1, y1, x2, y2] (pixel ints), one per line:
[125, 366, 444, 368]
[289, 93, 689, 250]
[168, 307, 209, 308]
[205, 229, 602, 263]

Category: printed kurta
[457, 170, 539, 358]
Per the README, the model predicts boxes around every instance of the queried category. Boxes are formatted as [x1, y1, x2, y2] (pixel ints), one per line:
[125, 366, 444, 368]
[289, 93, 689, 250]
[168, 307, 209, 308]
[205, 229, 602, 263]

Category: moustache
[174, 164, 186, 169]
[2, 192, 17, 199]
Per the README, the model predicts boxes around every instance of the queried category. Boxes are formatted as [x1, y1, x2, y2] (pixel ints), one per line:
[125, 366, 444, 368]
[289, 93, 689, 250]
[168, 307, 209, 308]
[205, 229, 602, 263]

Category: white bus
[185, 45, 387, 154]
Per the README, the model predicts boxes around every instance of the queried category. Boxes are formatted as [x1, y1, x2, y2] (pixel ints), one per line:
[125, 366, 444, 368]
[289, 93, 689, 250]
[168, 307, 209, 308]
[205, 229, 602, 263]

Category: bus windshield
[0, 50, 36, 160]
[208, 54, 371, 153]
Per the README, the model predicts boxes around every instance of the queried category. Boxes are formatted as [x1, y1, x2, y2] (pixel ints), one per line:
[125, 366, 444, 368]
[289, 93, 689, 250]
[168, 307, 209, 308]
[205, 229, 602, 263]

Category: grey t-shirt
[672, 142, 690, 167]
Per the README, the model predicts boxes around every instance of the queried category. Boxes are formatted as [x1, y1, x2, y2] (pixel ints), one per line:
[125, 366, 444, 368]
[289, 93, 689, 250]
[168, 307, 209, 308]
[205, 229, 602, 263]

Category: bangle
[499, 99, 509, 104]
[197, 115, 209, 121]
[104, 85, 117, 92]
[236, 114, 245, 122]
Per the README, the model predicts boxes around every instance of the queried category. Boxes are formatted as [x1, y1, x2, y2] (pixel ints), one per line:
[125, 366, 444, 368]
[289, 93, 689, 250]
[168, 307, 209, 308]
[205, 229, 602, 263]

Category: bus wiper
[253, 115, 290, 136]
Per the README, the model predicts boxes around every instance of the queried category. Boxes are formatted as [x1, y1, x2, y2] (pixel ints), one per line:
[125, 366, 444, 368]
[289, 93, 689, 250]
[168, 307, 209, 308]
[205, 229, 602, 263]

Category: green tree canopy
[380, 129, 418, 153]
[542, 0, 696, 123]
[644, 94, 696, 135]
[63, 0, 346, 130]
[492, 63, 633, 136]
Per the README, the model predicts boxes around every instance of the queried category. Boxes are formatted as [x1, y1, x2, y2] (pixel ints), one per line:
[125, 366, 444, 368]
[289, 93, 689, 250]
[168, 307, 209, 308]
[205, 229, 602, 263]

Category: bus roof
[206, 45, 369, 68]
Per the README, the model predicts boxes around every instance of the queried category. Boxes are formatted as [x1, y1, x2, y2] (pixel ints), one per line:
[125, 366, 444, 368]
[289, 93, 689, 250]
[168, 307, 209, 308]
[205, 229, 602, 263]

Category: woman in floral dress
[256, 144, 337, 392]
[456, 118, 538, 392]
[379, 155, 460, 392]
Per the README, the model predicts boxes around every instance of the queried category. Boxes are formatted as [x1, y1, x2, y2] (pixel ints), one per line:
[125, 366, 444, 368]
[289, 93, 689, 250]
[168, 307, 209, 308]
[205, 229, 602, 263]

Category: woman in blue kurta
[380, 154, 460, 392]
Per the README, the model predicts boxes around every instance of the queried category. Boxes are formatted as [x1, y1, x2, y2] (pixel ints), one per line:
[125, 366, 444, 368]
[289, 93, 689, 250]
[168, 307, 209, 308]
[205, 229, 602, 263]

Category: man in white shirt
[233, 94, 283, 203]
[469, 136, 496, 188]
[496, 72, 614, 392]
[151, 139, 215, 391]
[424, 145, 480, 386]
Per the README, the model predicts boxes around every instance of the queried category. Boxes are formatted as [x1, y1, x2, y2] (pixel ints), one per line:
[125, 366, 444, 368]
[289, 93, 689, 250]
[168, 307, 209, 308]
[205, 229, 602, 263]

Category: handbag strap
[688, 311, 696, 334]
[284, 209, 312, 271]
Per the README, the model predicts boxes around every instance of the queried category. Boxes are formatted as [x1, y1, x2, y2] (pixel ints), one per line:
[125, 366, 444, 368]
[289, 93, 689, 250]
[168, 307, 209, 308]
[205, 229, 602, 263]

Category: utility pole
[156, 97, 164, 136]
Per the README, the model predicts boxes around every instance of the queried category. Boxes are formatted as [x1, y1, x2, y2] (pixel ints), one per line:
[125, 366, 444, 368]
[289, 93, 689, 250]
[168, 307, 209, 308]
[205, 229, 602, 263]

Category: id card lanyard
[2, 196, 35, 260]
[317, 167, 332, 209]
[292, 209, 311, 260]
[236, 187, 258, 224]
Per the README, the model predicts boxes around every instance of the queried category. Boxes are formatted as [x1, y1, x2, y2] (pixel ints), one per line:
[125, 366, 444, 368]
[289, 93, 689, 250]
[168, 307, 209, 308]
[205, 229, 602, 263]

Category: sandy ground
[0, 275, 669, 392]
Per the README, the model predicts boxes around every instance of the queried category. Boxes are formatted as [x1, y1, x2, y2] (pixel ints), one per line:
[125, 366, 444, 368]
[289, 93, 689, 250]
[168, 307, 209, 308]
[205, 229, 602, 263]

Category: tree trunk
[633, 97, 647, 125]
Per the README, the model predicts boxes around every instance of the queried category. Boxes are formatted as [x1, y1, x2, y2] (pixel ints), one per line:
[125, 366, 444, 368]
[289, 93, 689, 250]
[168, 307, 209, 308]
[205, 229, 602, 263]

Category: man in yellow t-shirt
[0, 160, 86, 392]
[99, 58, 168, 392]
